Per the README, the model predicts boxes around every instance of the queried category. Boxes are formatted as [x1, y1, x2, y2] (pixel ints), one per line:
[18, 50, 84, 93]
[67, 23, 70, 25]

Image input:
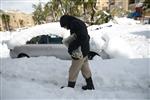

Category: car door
[26, 44, 54, 57]
[45, 34, 70, 59]
[25, 34, 70, 59]
[24, 35, 49, 57]
[46, 44, 70, 59]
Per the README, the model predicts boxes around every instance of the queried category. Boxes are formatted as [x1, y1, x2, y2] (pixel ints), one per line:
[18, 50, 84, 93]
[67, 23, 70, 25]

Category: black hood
[60, 15, 77, 29]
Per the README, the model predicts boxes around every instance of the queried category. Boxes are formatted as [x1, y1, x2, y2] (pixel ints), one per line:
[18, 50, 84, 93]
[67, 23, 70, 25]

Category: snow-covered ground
[0, 17, 150, 100]
[1, 57, 150, 100]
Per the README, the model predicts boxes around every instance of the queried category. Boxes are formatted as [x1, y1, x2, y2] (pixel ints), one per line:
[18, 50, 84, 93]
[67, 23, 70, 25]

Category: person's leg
[81, 57, 95, 90]
[81, 57, 92, 79]
[68, 58, 85, 88]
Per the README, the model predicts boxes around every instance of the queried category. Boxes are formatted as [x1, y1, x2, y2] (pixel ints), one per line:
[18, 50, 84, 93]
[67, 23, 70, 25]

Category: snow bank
[88, 17, 150, 58]
[113, 17, 141, 25]
[89, 27, 138, 59]
[0, 43, 10, 58]
[0, 32, 11, 58]
[0, 31, 11, 42]
[102, 34, 137, 58]
[1, 57, 149, 99]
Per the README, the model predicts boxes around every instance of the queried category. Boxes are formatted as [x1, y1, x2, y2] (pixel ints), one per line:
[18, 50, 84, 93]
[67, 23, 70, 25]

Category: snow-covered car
[10, 34, 71, 59]
[10, 34, 99, 59]
[8, 22, 100, 59]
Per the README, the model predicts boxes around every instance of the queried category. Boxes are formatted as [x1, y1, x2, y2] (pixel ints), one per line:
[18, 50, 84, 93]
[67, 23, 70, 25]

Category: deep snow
[1, 57, 150, 100]
[0, 17, 150, 100]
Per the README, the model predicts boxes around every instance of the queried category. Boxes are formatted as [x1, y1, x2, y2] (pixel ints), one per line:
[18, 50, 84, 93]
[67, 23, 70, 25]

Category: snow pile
[90, 31, 137, 59]
[88, 17, 150, 58]
[0, 43, 10, 58]
[112, 17, 141, 25]
[0, 31, 11, 43]
[0, 32, 11, 58]
[1, 57, 150, 99]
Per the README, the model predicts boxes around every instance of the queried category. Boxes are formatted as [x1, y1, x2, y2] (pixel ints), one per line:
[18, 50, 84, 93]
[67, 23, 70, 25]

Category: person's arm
[68, 21, 87, 54]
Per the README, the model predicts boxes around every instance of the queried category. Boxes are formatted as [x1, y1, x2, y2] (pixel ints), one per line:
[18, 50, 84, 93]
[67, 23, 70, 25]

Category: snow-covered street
[1, 57, 150, 99]
[0, 17, 150, 100]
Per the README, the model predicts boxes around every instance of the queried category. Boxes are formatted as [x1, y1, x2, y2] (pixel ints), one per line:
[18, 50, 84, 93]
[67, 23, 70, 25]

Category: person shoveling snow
[60, 15, 95, 90]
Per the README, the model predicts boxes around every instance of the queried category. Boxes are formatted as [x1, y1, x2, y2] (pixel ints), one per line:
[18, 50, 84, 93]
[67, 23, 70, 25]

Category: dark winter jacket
[60, 15, 90, 58]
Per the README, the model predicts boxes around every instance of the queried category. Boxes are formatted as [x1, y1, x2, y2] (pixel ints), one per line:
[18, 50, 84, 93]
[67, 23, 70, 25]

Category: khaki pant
[69, 56, 92, 82]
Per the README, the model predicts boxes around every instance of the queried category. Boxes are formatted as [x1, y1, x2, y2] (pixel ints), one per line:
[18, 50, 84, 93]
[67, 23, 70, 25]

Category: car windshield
[26, 34, 63, 44]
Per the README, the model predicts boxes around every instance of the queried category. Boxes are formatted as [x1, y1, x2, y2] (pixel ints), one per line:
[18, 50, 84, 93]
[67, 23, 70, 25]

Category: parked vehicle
[10, 34, 100, 60]
[8, 22, 102, 60]
[10, 34, 71, 59]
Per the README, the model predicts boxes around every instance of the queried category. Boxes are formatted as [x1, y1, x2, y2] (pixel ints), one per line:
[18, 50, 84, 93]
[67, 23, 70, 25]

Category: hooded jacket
[60, 15, 90, 58]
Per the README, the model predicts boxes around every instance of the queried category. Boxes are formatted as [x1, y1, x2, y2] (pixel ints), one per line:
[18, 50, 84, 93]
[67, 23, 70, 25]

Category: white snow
[0, 17, 150, 100]
[1, 57, 150, 99]
[88, 17, 150, 59]
[6, 22, 70, 49]
[0, 32, 11, 58]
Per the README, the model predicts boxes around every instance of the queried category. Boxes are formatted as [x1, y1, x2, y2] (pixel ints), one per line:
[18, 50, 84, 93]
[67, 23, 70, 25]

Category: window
[48, 34, 63, 44]
[26, 34, 63, 44]
[26, 36, 40, 44]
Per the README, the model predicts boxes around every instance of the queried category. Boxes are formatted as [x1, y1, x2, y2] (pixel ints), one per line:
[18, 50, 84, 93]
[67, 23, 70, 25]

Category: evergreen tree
[32, 3, 46, 24]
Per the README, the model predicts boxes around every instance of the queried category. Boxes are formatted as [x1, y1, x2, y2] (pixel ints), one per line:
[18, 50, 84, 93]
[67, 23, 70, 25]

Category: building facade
[0, 10, 35, 31]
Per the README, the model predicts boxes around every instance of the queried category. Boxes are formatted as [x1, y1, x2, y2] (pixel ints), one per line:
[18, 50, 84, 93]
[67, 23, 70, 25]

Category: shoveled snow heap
[88, 17, 150, 58]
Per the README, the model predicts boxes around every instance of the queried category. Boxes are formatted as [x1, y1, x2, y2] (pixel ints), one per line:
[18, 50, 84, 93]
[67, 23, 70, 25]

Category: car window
[49, 34, 63, 44]
[26, 34, 63, 44]
[26, 36, 40, 44]
[38, 35, 50, 44]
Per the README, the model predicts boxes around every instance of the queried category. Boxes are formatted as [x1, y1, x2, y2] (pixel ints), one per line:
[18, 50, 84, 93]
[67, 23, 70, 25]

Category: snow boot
[61, 81, 76, 89]
[68, 81, 76, 88]
[82, 77, 95, 90]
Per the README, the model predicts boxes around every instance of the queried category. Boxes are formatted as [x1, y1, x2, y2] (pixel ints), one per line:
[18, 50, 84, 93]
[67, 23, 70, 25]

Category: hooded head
[60, 15, 77, 29]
